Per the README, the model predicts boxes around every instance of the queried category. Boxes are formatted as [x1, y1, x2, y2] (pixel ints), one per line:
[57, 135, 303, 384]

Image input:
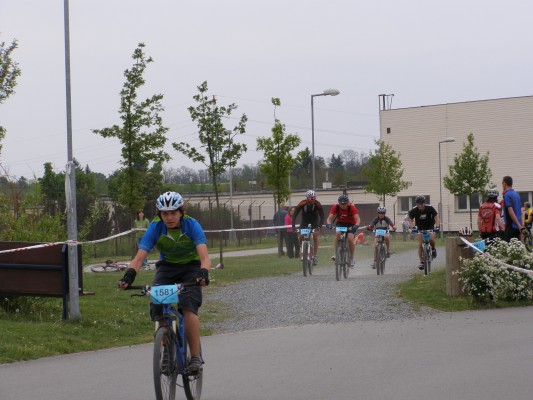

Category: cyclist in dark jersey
[408, 195, 440, 270]
[292, 189, 325, 265]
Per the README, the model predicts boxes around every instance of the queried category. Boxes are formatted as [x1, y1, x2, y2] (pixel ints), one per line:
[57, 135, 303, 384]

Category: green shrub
[459, 238, 533, 303]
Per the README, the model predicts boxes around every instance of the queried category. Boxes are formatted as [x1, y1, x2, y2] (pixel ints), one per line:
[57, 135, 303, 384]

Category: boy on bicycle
[325, 194, 360, 268]
[292, 190, 325, 265]
[408, 195, 440, 270]
[119, 191, 211, 373]
[366, 206, 396, 269]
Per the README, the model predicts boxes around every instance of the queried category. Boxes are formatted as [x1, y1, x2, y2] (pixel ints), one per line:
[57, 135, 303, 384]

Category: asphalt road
[3, 246, 533, 400]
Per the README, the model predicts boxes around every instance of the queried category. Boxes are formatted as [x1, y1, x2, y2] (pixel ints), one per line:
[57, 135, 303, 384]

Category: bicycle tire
[182, 338, 203, 400]
[376, 244, 384, 275]
[153, 327, 177, 400]
[423, 245, 431, 276]
[302, 242, 309, 277]
[308, 242, 314, 276]
[90, 264, 121, 273]
[342, 240, 349, 279]
[335, 245, 342, 281]
[525, 232, 533, 252]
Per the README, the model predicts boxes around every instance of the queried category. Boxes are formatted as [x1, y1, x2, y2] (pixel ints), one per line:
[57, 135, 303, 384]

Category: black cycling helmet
[415, 195, 426, 204]
[338, 194, 349, 204]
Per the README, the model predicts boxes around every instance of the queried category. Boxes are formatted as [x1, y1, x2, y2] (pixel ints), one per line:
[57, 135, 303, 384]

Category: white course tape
[460, 236, 533, 276]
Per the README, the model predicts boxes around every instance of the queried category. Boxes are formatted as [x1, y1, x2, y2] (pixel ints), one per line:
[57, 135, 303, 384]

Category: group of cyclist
[116, 189, 441, 383]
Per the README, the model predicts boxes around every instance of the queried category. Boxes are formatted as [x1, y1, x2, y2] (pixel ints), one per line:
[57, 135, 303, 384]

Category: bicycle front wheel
[335, 245, 342, 281]
[525, 232, 533, 252]
[308, 243, 314, 276]
[182, 338, 203, 400]
[423, 246, 431, 276]
[377, 245, 386, 275]
[302, 242, 309, 277]
[342, 241, 349, 279]
[154, 327, 177, 400]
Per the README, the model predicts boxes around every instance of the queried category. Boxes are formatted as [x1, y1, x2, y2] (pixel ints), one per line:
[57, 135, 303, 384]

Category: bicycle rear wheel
[182, 337, 203, 400]
[154, 327, 177, 400]
[525, 232, 533, 252]
[302, 242, 309, 277]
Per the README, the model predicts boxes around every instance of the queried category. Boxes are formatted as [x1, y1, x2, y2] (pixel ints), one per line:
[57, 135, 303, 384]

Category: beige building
[379, 95, 533, 232]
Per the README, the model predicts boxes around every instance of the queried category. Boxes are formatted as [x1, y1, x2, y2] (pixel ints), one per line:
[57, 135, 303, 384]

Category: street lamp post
[311, 89, 340, 191]
[226, 130, 236, 241]
[438, 137, 456, 239]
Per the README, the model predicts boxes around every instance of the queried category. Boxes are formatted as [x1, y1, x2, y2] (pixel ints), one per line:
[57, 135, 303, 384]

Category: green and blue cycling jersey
[139, 215, 207, 264]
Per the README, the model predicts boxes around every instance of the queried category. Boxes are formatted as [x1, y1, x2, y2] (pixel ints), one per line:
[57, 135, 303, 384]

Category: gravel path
[205, 245, 445, 334]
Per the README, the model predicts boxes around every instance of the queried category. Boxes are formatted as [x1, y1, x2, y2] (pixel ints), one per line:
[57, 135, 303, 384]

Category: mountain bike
[522, 228, 533, 252]
[334, 226, 352, 281]
[90, 259, 128, 273]
[298, 225, 316, 277]
[129, 283, 203, 400]
[374, 229, 388, 275]
[419, 230, 433, 276]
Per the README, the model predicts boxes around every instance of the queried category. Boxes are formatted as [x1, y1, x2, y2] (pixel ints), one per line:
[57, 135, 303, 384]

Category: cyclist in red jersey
[325, 194, 360, 268]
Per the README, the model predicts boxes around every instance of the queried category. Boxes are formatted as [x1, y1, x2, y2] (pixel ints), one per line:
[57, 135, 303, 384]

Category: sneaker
[331, 255, 336, 261]
[350, 259, 355, 269]
[386, 252, 391, 258]
[188, 356, 203, 373]
[312, 256, 318, 266]
[371, 260, 376, 269]
[432, 248, 437, 258]
[418, 263, 424, 270]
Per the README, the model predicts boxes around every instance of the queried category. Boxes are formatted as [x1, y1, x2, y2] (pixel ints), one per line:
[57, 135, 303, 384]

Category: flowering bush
[458, 238, 533, 303]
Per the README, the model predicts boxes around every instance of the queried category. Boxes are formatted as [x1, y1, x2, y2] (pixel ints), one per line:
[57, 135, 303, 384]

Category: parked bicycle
[298, 225, 317, 277]
[129, 283, 203, 400]
[333, 226, 352, 281]
[419, 229, 433, 276]
[90, 259, 128, 273]
[522, 228, 533, 252]
[374, 229, 388, 275]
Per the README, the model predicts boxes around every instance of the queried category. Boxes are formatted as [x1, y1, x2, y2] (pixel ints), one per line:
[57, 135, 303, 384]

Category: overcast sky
[1, 0, 532, 180]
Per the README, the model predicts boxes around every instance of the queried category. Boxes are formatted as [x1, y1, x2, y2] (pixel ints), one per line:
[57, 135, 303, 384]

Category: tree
[362, 139, 411, 206]
[443, 133, 492, 229]
[173, 81, 248, 267]
[0, 37, 22, 154]
[92, 43, 169, 214]
[257, 98, 301, 206]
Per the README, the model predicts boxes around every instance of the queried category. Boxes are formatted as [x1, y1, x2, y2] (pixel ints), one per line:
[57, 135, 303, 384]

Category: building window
[398, 195, 431, 213]
[456, 194, 482, 211]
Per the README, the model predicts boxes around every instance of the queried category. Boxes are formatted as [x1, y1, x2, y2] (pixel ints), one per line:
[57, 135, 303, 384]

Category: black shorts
[300, 218, 320, 229]
[150, 260, 202, 320]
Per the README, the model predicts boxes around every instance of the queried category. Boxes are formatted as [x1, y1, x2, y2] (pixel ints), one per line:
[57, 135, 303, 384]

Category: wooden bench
[0, 241, 83, 320]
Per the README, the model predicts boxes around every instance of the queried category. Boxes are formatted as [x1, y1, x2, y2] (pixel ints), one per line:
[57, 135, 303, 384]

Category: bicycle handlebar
[126, 282, 200, 297]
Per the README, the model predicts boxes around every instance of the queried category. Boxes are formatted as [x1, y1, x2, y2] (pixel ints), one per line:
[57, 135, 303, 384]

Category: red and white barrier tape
[460, 236, 533, 276]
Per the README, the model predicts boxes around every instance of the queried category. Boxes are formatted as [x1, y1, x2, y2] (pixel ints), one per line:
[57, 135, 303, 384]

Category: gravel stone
[205, 246, 445, 334]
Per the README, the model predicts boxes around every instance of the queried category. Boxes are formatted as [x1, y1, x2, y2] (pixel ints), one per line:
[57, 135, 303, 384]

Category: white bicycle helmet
[459, 226, 472, 236]
[306, 190, 316, 199]
[156, 191, 184, 211]
[487, 189, 499, 198]
[377, 206, 386, 214]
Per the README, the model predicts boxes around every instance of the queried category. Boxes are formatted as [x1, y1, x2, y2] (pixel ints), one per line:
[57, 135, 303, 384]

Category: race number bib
[151, 285, 178, 304]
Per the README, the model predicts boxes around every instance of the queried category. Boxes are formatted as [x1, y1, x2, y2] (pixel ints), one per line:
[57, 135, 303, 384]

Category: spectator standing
[134, 209, 150, 265]
[273, 205, 288, 256]
[285, 207, 299, 259]
[477, 189, 505, 240]
[502, 176, 522, 242]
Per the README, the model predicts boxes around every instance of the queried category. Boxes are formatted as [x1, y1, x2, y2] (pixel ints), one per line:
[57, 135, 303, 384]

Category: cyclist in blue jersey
[119, 191, 211, 373]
